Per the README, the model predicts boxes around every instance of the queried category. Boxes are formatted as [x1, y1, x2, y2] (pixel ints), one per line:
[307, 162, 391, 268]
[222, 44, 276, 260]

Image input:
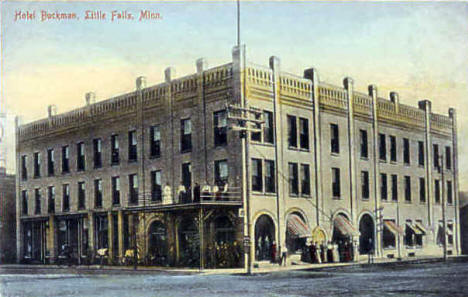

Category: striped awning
[414, 222, 427, 235]
[406, 223, 423, 235]
[287, 214, 310, 238]
[384, 220, 404, 236]
[334, 215, 359, 237]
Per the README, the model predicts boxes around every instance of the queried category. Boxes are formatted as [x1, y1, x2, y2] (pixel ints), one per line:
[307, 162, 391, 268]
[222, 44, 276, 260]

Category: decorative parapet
[430, 113, 453, 134]
[353, 91, 372, 115]
[318, 82, 348, 110]
[279, 72, 312, 100]
[18, 63, 233, 141]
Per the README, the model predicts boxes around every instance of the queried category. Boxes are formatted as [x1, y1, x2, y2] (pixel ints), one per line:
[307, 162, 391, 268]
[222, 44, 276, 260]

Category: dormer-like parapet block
[196, 58, 207, 74]
[390, 92, 399, 113]
[47, 105, 57, 118]
[85, 92, 96, 106]
[165, 67, 175, 83]
[136, 76, 147, 90]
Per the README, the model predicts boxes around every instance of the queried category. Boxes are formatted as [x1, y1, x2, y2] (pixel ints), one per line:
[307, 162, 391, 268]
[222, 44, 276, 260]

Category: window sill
[404, 200, 412, 204]
[362, 198, 370, 201]
[332, 196, 341, 200]
[330, 152, 340, 157]
[301, 194, 311, 198]
[94, 166, 103, 170]
[390, 161, 397, 165]
[418, 164, 425, 168]
[128, 159, 138, 163]
[360, 157, 369, 161]
[404, 163, 411, 167]
[149, 155, 161, 159]
[383, 247, 396, 250]
[379, 159, 387, 163]
[111, 162, 120, 166]
[77, 169, 85, 172]
[299, 148, 310, 152]
[289, 194, 300, 198]
[288, 146, 298, 151]
[180, 150, 192, 154]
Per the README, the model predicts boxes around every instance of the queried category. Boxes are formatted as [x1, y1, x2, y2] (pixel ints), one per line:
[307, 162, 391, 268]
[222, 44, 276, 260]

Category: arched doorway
[286, 212, 309, 254]
[332, 213, 357, 262]
[254, 214, 275, 261]
[148, 220, 168, 266]
[359, 214, 375, 254]
[178, 218, 199, 267]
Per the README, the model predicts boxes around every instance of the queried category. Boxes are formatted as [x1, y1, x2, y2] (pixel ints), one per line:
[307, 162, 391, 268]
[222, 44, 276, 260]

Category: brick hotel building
[15, 46, 460, 268]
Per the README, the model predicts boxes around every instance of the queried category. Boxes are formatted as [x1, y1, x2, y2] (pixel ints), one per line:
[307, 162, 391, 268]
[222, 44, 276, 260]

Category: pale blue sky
[1, 1, 468, 190]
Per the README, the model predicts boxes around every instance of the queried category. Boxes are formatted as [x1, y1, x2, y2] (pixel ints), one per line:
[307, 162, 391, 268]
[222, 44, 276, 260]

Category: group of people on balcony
[161, 181, 231, 204]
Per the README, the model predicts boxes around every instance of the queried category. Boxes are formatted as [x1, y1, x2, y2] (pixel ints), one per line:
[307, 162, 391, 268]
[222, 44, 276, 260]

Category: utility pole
[227, 103, 263, 274]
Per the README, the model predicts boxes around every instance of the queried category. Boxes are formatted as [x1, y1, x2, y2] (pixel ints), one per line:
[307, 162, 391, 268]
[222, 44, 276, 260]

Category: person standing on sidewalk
[280, 246, 288, 266]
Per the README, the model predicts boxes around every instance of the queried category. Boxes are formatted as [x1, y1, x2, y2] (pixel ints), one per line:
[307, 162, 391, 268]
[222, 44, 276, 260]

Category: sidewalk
[1, 255, 466, 276]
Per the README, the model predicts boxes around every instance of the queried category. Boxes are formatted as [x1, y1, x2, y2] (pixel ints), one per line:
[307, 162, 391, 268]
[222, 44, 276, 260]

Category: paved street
[1, 260, 467, 297]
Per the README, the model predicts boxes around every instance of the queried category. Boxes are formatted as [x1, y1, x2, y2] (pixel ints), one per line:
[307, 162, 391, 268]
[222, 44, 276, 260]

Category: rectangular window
[265, 160, 275, 193]
[78, 182, 86, 210]
[380, 173, 388, 201]
[150, 172, 161, 202]
[21, 155, 28, 180]
[330, 124, 339, 154]
[93, 138, 102, 168]
[112, 176, 121, 205]
[94, 179, 103, 208]
[299, 118, 309, 150]
[390, 135, 396, 162]
[447, 181, 453, 205]
[379, 134, 386, 161]
[214, 111, 228, 147]
[332, 168, 341, 198]
[263, 111, 274, 144]
[48, 186, 55, 214]
[289, 163, 299, 196]
[33, 152, 41, 178]
[111, 134, 120, 165]
[251, 112, 261, 142]
[63, 184, 70, 212]
[34, 188, 41, 214]
[403, 138, 410, 165]
[391, 174, 398, 201]
[445, 146, 452, 170]
[360, 130, 368, 159]
[62, 146, 70, 173]
[128, 131, 137, 161]
[77, 142, 85, 171]
[214, 160, 229, 186]
[361, 171, 369, 199]
[419, 177, 426, 203]
[181, 163, 191, 201]
[434, 180, 441, 204]
[301, 164, 310, 196]
[405, 176, 411, 202]
[433, 144, 439, 168]
[150, 125, 161, 157]
[180, 119, 192, 152]
[418, 141, 424, 166]
[252, 159, 263, 192]
[47, 149, 54, 176]
[22, 190, 28, 215]
[288, 115, 297, 148]
[448, 222, 454, 246]
[129, 174, 138, 204]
